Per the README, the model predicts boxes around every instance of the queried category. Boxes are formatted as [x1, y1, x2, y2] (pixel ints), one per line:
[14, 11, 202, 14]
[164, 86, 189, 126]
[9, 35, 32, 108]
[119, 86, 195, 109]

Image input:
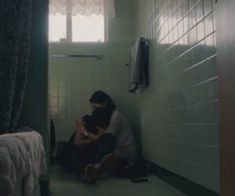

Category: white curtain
[49, 0, 116, 17]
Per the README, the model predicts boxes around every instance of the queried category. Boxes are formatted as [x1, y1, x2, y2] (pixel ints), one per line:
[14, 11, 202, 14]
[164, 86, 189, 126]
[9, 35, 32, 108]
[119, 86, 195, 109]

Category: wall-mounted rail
[50, 54, 103, 60]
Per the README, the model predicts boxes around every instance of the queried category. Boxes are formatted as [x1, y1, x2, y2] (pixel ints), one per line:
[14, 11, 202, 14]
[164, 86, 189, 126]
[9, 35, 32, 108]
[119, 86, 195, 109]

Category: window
[72, 14, 104, 42]
[49, 0, 106, 42]
[49, 13, 66, 42]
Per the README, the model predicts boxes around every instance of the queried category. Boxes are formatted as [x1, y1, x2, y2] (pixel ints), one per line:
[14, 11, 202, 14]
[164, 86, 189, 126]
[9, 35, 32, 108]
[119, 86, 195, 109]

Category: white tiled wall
[136, 0, 219, 192]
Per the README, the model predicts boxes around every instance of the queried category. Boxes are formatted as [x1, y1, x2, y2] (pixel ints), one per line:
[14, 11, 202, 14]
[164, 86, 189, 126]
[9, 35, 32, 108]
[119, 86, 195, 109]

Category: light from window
[72, 14, 104, 42]
[49, 12, 105, 42]
[49, 13, 66, 42]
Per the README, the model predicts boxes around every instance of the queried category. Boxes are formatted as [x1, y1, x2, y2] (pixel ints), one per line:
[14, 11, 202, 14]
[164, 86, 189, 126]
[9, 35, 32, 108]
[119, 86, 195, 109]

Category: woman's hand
[97, 126, 106, 135]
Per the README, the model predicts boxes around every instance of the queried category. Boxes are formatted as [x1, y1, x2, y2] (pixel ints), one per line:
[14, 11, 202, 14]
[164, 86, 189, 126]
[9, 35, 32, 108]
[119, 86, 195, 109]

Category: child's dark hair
[92, 108, 111, 129]
[89, 91, 116, 112]
[82, 115, 98, 134]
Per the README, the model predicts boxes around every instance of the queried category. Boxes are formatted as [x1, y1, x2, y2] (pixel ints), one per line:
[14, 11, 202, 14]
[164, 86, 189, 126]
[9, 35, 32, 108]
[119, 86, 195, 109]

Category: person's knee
[94, 133, 116, 162]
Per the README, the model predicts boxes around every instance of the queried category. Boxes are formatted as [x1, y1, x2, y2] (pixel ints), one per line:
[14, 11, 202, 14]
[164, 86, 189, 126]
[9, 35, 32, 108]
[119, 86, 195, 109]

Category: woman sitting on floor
[82, 91, 137, 184]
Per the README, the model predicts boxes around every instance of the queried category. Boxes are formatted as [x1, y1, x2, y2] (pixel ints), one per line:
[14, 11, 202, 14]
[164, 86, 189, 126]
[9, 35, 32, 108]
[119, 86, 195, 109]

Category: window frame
[49, 0, 108, 43]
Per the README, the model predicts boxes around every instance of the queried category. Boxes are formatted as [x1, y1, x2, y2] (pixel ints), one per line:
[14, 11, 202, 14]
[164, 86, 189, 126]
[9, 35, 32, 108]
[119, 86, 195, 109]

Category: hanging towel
[128, 37, 149, 92]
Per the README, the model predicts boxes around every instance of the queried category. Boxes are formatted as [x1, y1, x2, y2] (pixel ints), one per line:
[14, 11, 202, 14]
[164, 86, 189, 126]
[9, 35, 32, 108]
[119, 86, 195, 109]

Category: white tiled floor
[50, 167, 186, 196]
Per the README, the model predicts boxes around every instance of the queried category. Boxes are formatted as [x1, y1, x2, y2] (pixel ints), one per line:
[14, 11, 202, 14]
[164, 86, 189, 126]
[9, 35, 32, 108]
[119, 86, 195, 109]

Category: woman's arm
[85, 127, 105, 141]
[73, 125, 103, 146]
[105, 111, 121, 135]
[73, 117, 107, 146]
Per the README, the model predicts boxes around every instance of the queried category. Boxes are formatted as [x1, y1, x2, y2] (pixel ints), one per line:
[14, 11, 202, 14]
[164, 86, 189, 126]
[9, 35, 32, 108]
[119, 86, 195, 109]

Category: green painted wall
[135, 0, 219, 192]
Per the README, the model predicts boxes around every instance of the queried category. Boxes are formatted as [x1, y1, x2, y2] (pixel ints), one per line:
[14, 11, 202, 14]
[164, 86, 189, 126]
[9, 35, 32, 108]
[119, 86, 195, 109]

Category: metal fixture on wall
[50, 54, 103, 60]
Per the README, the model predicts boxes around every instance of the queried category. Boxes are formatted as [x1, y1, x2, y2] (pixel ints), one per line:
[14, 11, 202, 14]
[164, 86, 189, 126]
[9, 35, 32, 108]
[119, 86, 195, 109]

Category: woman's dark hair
[82, 115, 98, 134]
[89, 91, 116, 112]
[92, 108, 111, 129]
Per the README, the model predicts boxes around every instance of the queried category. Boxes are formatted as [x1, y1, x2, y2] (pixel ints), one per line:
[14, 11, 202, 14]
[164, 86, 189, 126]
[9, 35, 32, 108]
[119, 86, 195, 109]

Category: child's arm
[74, 119, 93, 146]
[85, 127, 106, 141]
[73, 118, 106, 145]
[74, 131, 94, 146]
